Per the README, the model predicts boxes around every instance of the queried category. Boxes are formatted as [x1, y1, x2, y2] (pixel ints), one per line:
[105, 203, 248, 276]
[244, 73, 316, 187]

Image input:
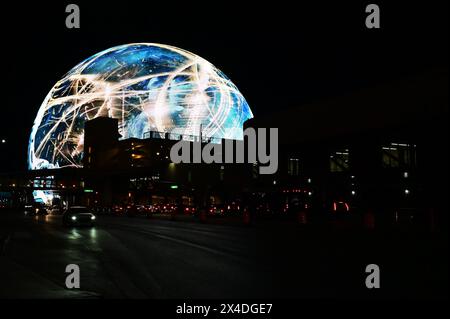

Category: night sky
[1, 2, 448, 171]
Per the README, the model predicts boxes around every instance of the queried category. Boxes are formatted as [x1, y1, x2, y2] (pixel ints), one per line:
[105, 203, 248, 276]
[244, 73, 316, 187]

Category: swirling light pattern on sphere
[28, 43, 253, 170]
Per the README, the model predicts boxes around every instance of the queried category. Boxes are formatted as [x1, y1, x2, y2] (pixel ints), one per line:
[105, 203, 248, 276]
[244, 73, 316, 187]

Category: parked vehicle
[330, 200, 351, 216]
[208, 205, 225, 216]
[182, 205, 197, 215]
[50, 205, 64, 215]
[125, 204, 138, 217]
[112, 204, 125, 216]
[24, 203, 48, 216]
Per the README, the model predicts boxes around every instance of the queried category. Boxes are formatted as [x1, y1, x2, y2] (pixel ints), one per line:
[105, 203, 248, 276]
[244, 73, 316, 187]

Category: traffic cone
[298, 211, 307, 225]
[364, 210, 375, 230]
[243, 208, 251, 226]
[199, 209, 207, 223]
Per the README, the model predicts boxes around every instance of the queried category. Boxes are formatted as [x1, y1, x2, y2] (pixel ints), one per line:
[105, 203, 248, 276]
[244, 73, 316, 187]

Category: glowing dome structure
[28, 43, 253, 170]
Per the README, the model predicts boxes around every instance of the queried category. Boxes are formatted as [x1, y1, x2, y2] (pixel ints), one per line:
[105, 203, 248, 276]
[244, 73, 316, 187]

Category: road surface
[0, 210, 447, 299]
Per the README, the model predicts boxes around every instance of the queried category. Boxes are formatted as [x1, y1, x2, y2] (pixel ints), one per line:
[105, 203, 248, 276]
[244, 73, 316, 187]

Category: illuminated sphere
[28, 43, 253, 169]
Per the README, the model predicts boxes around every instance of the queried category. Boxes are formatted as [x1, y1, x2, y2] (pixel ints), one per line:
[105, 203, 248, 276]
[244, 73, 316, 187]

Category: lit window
[220, 166, 225, 181]
[252, 162, 258, 179]
[382, 142, 417, 169]
[288, 158, 300, 176]
[330, 149, 350, 172]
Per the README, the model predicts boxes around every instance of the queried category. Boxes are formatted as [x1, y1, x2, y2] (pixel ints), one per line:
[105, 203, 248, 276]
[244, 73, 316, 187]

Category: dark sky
[1, 1, 448, 171]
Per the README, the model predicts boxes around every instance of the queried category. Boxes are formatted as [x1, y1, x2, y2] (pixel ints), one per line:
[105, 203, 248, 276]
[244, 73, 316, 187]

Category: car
[392, 207, 427, 230]
[326, 200, 354, 225]
[152, 203, 177, 214]
[182, 205, 197, 215]
[256, 202, 274, 217]
[24, 203, 48, 216]
[112, 204, 125, 215]
[331, 201, 350, 216]
[225, 202, 241, 216]
[92, 206, 113, 215]
[163, 204, 177, 214]
[136, 205, 148, 215]
[125, 204, 138, 217]
[62, 206, 96, 226]
[24, 205, 35, 216]
[138, 205, 158, 218]
[50, 205, 64, 215]
[208, 205, 224, 216]
[140, 204, 155, 218]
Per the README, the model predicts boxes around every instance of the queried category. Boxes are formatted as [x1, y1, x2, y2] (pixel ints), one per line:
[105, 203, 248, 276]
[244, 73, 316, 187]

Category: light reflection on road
[89, 228, 97, 243]
[69, 229, 82, 240]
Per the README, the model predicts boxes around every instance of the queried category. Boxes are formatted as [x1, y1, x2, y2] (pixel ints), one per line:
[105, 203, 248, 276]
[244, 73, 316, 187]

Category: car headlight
[71, 216, 77, 221]
[91, 215, 96, 220]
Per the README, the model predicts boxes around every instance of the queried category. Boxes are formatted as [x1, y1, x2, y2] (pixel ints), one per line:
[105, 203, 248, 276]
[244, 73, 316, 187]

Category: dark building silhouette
[84, 117, 121, 169]
[82, 118, 253, 208]
[1, 69, 446, 232]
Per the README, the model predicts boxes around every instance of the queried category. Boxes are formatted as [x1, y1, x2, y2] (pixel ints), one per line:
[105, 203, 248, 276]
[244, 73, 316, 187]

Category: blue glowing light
[28, 43, 253, 169]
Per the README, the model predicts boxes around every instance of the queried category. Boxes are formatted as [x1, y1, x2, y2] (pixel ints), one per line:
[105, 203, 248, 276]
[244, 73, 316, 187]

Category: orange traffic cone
[364, 210, 375, 230]
[199, 209, 207, 223]
[298, 211, 307, 225]
[243, 209, 251, 226]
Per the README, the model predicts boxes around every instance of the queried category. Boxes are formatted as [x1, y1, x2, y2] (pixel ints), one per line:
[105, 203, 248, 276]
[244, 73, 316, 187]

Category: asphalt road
[0, 210, 448, 299]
